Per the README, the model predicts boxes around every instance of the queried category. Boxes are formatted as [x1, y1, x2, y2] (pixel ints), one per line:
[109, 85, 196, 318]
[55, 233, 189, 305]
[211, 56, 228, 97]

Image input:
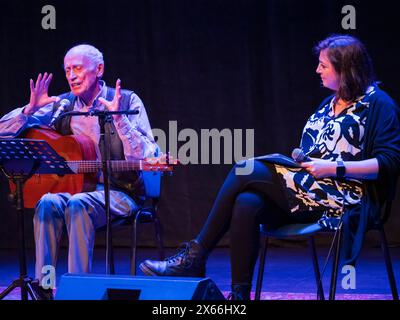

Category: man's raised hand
[25, 72, 60, 115]
[98, 79, 122, 113]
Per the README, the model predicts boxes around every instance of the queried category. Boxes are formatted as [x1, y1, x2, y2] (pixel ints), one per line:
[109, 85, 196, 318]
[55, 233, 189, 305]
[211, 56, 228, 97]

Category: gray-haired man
[0, 44, 158, 299]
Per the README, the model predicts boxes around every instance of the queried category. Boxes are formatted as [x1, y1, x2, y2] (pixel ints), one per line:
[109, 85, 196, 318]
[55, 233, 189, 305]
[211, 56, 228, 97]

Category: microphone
[291, 148, 311, 162]
[49, 99, 71, 127]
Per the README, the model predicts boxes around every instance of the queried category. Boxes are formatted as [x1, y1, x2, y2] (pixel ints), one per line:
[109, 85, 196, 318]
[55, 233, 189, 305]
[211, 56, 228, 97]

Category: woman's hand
[300, 158, 336, 179]
[300, 158, 379, 180]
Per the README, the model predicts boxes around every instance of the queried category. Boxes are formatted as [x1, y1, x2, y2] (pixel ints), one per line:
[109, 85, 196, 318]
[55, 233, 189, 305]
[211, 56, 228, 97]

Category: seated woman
[140, 35, 400, 300]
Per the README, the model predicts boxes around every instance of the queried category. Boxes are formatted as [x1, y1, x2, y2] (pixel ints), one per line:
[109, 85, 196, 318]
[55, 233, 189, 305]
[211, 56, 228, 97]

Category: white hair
[65, 44, 104, 68]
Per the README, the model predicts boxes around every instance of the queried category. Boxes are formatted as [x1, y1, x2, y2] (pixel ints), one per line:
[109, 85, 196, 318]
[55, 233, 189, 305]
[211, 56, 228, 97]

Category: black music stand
[0, 138, 73, 300]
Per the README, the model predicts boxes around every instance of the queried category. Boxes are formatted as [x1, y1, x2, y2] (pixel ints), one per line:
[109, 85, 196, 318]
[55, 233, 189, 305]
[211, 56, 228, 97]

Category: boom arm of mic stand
[58, 109, 140, 120]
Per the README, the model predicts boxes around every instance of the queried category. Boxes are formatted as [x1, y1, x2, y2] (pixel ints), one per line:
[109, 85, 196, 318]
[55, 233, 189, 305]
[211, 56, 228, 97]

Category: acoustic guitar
[9, 128, 176, 208]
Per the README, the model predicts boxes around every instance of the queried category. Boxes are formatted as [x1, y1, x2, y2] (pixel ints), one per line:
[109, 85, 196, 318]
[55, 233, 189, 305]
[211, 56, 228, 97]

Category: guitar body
[10, 128, 97, 208]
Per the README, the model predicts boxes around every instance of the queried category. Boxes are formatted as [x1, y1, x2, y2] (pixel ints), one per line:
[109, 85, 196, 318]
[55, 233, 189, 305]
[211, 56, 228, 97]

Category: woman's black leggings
[196, 159, 321, 285]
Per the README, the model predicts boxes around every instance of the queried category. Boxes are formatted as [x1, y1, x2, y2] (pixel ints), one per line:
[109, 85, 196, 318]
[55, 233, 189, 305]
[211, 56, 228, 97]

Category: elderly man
[0, 44, 158, 299]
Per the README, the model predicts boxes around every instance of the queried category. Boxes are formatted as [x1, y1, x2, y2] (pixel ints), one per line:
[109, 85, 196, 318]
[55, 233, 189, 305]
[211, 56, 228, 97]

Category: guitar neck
[68, 160, 148, 173]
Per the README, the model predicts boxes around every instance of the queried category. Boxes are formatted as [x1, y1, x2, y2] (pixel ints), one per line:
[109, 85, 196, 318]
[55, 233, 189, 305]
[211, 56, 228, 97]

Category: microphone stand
[58, 109, 139, 274]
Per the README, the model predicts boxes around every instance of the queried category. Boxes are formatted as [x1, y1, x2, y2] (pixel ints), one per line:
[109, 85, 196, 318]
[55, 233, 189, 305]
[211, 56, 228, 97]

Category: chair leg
[308, 236, 325, 300]
[255, 236, 269, 300]
[110, 254, 115, 275]
[153, 215, 165, 260]
[329, 226, 343, 300]
[378, 225, 399, 300]
[130, 211, 140, 275]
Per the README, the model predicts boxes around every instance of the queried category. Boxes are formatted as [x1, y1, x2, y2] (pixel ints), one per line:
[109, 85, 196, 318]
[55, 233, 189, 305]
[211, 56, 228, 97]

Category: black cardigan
[317, 86, 400, 265]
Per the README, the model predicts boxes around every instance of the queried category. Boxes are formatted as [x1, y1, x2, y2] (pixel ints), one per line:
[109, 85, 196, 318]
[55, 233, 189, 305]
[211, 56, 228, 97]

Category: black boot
[228, 284, 251, 300]
[139, 239, 207, 277]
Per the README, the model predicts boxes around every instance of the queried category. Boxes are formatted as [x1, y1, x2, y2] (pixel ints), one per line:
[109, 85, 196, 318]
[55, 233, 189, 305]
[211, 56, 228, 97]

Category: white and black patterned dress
[275, 87, 375, 218]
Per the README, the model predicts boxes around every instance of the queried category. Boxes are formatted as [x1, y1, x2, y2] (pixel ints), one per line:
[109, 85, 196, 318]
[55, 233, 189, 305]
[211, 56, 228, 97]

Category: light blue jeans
[33, 184, 138, 281]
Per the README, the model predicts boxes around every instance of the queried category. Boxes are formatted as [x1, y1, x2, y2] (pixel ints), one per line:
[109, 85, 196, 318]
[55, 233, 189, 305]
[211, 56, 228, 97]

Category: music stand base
[0, 276, 38, 300]
[0, 138, 72, 301]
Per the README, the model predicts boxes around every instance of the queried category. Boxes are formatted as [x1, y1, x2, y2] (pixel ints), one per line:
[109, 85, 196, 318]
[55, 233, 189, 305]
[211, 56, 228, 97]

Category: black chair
[328, 200, 398, 300]
[255, 222, 325, 300]
[103, 170, 165, 275]
[255, 200, 399, 300]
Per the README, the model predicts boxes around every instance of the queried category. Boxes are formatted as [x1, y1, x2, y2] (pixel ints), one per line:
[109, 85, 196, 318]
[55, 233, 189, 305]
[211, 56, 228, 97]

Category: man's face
[64, 52, 103, 101]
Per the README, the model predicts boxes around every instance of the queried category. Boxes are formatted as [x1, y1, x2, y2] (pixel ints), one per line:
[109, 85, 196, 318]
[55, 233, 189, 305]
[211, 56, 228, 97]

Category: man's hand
[300, 158, 336, 179]
[98, 79, 122, 117]
[25, 72, 60, 115]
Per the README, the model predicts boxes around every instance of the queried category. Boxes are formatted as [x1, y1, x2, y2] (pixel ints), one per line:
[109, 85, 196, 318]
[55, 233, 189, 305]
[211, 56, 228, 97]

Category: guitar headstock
[143, 153, 180, 171]
[145, 153, 180, 165]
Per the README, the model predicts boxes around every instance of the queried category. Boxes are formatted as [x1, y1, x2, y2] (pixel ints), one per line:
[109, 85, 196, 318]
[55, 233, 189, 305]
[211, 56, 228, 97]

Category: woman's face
[316, 49, 340, 91]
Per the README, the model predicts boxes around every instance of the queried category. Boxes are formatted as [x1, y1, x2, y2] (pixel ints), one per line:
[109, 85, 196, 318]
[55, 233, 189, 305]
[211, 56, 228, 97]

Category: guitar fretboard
[67, 160, 172, 173]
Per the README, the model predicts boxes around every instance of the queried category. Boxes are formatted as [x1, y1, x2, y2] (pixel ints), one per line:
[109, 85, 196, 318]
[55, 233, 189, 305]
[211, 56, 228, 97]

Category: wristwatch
[336, 160, 346, 178]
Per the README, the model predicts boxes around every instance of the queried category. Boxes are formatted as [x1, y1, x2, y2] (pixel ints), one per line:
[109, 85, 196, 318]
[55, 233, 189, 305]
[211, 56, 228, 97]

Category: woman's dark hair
[314, 34, 375, 102]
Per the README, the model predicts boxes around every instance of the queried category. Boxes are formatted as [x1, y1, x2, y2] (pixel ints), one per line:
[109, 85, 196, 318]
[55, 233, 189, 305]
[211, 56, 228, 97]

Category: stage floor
[1, 245, 399, 300]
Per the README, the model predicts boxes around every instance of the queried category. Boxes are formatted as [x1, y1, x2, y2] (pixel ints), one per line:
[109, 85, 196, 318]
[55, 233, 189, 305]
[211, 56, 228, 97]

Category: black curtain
[1, 0, 399, 248]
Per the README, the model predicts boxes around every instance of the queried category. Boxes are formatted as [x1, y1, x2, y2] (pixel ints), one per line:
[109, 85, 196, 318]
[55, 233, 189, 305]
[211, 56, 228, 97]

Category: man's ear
[97, 63, 104, 78]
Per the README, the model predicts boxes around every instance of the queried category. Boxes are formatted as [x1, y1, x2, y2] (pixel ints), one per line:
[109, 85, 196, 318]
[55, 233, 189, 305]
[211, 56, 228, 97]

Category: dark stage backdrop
[1, 0, 399, 249]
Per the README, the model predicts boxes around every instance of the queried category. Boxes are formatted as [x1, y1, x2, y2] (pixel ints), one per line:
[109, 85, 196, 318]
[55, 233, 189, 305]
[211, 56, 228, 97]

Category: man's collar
[75, 80, 107, 110]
